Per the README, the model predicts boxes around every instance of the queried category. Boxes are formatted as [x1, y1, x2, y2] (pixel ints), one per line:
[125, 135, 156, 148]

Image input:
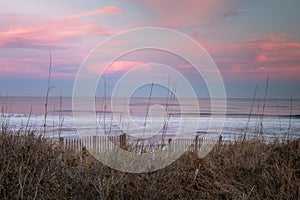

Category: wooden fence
[60, 134, 221, 154]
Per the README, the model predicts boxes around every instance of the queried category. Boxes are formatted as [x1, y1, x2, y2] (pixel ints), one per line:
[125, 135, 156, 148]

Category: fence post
[59, 137, 64, 148]
[93, 135, 97, 153]
[194, 135, 199, 153]
[120, 133, 127, 149]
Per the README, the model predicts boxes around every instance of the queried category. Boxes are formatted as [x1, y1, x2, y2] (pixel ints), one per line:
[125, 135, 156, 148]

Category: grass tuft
[0, 127, 299, 199]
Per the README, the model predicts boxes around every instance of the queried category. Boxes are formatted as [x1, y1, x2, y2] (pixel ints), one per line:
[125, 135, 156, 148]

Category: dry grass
[0, 127, 300, 199]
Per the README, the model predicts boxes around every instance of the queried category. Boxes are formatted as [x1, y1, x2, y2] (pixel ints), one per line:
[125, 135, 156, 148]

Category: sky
[0, 0, 300, 98]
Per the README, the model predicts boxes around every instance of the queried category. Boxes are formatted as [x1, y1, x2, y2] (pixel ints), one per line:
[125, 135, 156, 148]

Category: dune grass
[0, 126, 299, 199]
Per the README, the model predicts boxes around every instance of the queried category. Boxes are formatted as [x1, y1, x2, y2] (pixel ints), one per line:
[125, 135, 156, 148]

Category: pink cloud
[0, 6, 125, 50]
[78, 30, 296, 83]
[0, 12, 121, 78]
[136, 0, 236, 28]
[0, 5, 127, 79]
[0, 56, 77, 78]
[200, 33, 300, 82]
[0, 57, 44, 77]
[88, 61, 144, 75]
[0, 17, 113, 49]
[68, 6, 123, 19]
[241, 34, 300, 64]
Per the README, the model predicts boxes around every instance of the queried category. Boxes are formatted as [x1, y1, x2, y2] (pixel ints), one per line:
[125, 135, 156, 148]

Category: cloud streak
[136, 0, 237, 28]
[68, 6, 123, 19]
[210, 33, 300, 81]
[0, 17, 114, 49]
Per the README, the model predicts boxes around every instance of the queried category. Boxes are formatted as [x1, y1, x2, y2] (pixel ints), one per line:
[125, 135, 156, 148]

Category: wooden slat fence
[60, 134, 221, 153]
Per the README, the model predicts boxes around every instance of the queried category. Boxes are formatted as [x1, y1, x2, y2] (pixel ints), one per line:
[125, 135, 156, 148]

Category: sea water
[1, 96, 300, 141]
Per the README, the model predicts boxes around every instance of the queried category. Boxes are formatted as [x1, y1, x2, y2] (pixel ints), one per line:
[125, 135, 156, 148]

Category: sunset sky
[0, 0, 300, 98]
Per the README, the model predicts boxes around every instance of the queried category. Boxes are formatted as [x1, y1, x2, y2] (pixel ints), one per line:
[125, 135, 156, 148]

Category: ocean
[1, 96, 300, 141]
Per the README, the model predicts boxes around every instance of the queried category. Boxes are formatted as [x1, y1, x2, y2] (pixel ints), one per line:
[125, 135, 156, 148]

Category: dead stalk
[259, 77, 269, 136]
[44, 50, 54, 136]
[287, 96, 293, 140]
[244, 83, 258, 138]
[25, 105, 33, 134]
[58, 95, 64, 139]
[143, 83, 154, 136]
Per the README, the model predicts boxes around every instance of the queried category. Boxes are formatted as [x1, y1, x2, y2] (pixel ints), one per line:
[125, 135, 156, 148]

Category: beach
[2, 96, 300, 140]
